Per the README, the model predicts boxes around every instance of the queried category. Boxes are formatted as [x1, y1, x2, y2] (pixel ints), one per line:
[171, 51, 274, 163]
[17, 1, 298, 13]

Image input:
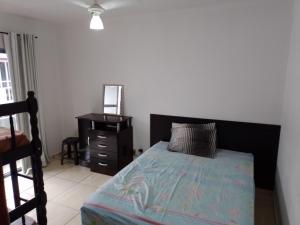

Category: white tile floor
[4, 159, 112, 225]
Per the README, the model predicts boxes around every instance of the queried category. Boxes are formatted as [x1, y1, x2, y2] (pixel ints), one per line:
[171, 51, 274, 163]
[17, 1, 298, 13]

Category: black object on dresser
[77, 113, 133, 175]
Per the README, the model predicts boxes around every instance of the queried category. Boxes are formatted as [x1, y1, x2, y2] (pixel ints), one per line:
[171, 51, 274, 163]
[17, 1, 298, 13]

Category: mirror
[103, 84, 124, 115]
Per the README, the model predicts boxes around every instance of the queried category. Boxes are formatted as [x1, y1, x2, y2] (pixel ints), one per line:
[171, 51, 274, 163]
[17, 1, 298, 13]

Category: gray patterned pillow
[168, 123, 217, 158]
[172, 122, 215, 130]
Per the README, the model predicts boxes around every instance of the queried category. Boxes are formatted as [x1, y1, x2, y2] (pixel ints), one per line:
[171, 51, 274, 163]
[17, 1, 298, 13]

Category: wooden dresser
[77, 113, 133, 175]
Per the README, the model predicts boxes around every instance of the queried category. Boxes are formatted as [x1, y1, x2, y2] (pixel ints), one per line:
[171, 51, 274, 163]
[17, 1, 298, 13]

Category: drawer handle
[97, 144, 107, 148]
[98, 153, 108, 158]
[97, 135, 107, 139]
[98, 162, 108, 167]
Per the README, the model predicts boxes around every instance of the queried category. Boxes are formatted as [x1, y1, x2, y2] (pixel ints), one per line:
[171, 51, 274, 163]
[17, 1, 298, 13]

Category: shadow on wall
[275, 171, 290, 225]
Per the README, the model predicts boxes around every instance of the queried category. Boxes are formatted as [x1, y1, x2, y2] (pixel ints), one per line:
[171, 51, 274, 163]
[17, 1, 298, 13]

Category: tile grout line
[48, 199, 80, 213]
[64, 212, 80, 225]
[6, 159, 110, 225]
[5, 159, 84, 225]
[54, 173, 93, 183]
[50, 181, 97, 209]
[51, 184, 83, 205]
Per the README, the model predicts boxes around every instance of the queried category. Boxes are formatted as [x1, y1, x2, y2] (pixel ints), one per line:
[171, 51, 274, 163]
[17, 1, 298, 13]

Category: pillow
[172, 122, 215, 130]
[168, 123, 217, 158]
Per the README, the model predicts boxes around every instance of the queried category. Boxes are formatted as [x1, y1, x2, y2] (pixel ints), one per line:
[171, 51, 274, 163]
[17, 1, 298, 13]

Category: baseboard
[50, 152, 61, 159]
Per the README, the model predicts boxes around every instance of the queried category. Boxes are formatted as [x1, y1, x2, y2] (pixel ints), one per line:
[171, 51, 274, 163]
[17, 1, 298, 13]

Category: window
[0, 53, 13, 104]
[0, 52, 22, 177]
[0, 53, 15, 128]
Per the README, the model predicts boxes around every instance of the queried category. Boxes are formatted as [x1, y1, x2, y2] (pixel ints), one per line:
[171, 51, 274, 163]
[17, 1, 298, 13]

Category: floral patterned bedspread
[81, 142, 254, 225]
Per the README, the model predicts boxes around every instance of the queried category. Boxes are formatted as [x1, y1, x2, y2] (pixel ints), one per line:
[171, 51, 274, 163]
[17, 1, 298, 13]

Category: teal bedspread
[81, 142, 254, 225]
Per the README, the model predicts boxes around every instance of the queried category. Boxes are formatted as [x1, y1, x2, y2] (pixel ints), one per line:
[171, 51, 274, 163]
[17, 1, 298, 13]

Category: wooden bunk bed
[0, 91, 47, 225]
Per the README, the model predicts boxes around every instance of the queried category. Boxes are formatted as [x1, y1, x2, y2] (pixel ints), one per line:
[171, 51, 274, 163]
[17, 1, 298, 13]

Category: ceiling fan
[69, 0, 138, 30]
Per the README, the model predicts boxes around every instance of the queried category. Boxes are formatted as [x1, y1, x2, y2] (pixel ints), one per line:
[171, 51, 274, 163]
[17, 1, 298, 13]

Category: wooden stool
[61, 137, 79, 165]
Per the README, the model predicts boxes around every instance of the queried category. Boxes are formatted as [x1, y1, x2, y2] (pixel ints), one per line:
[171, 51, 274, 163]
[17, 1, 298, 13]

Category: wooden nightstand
[77, 113, 133, 175]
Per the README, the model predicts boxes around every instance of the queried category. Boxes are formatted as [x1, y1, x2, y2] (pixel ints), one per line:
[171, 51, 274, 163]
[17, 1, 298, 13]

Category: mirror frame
[103, 84, 124, 115]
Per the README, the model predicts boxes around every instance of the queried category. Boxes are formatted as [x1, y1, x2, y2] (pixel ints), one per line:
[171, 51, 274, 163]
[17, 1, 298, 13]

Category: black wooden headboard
[150, 114, 281, 190]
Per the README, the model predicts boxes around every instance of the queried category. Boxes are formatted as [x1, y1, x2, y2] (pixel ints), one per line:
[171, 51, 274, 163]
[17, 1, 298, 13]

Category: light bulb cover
[90, 14, 104, 30]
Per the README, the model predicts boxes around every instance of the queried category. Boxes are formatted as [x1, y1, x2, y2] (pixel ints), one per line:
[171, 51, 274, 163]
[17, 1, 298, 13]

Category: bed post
[27, 91, 47, 225]
[0, 164, 9, 225]
[9, 115, 25, 224]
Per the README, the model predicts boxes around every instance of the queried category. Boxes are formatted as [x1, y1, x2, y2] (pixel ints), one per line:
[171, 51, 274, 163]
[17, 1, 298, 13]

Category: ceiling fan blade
[100, 0, 139, 11]
[68, 0, 91, 9]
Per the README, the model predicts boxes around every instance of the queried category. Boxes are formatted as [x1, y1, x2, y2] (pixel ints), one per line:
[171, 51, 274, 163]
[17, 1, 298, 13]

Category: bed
[0, 127, 30, 153]
[82, 141, 254, 225]
[0, 91, 47, 225]
[81, 114, 281, 225]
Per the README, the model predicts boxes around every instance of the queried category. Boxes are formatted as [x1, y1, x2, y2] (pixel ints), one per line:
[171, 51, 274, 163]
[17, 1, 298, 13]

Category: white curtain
[3, 32, 49, 173]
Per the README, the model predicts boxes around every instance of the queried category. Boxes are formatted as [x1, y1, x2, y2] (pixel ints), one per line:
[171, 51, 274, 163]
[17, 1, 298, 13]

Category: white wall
[59, 0, 292, 151]
[0, 12, 63, 156]
[277, 0, 300, 224]
[0, 0, 297, 222]
[60, 0, 293, 151]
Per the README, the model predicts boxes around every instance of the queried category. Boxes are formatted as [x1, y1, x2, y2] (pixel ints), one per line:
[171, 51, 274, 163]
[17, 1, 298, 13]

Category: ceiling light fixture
[88, 3, 104, 30]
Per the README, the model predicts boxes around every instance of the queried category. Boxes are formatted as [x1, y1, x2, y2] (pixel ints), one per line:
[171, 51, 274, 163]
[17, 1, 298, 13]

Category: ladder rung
[17, 173, 33, 180]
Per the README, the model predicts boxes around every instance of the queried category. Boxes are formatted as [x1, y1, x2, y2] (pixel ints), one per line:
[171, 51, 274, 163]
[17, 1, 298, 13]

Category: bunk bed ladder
[9, 115, 26, 225]
[27, 92, 47, 225]
[0, 91, 47, 225]
[0, 161, 10, 225]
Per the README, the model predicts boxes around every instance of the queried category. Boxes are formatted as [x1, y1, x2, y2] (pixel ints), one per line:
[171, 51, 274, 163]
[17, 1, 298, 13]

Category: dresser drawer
[90, 149, 117, 161]
[90, 157, 117, 175]
[89, 140, 118, 153]
[89, 130, 117, 144]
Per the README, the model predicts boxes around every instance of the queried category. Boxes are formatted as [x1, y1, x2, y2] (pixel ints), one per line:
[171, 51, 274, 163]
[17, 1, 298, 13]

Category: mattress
[0, 127, 29, 154]
[81, 141, 254, 225]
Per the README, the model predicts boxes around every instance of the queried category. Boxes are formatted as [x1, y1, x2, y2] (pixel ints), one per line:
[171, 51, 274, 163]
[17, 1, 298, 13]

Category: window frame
[0, 53, 13, 104]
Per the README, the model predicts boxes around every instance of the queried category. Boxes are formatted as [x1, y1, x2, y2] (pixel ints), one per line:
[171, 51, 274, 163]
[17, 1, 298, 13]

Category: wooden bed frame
[0, 91, 47, 225]
[150, 114, 281, 190]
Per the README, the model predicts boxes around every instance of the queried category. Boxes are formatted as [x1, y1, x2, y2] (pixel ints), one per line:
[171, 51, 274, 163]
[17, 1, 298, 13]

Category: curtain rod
[0, 31, 38, 38]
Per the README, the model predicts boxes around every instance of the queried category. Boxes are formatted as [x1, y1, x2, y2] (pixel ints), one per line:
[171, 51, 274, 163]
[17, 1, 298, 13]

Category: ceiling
[0, 0, 243, 24]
